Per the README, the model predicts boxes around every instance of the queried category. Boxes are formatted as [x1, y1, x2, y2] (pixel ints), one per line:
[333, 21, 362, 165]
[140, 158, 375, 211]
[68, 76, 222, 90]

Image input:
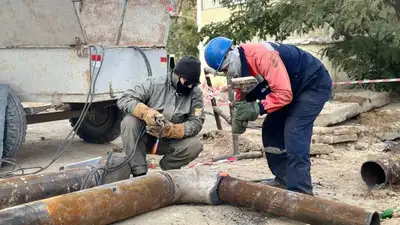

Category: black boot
[131, 172, 147, 178]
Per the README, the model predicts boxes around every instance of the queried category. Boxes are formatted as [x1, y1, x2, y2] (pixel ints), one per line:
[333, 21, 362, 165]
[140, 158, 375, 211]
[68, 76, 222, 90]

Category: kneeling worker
[117, 56, 205, 177]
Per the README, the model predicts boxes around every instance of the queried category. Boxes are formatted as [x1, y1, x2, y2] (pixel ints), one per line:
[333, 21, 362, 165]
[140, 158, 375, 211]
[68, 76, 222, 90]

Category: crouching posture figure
[117, 56, 205, 177]
[204, 37, 332, 195]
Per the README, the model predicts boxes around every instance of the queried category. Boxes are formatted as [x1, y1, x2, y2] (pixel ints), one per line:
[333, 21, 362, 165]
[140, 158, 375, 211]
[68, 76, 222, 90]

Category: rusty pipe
[218, 174, 380, 225]
[0, 167, 92, 210]
[361, 157, 400, 187]
[0, 173, 174, 225]
[0, 170, 380, 225]
[0, 169, 222, 225]
[0, 153, 130, 210]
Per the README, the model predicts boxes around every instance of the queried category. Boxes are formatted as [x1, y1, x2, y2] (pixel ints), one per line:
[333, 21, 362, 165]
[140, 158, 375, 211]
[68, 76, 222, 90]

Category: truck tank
[0, 0, 176, 164]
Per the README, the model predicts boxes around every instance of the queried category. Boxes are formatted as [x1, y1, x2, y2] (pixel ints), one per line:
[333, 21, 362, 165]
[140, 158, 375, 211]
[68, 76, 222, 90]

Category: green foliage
[199, 0, 400, 93]
[166, 0, 201, 60]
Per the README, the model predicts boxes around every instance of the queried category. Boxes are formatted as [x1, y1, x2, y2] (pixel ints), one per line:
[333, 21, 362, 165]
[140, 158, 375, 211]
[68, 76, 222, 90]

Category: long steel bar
[218, 174, 380, 225]
[0, 170, 380, 225]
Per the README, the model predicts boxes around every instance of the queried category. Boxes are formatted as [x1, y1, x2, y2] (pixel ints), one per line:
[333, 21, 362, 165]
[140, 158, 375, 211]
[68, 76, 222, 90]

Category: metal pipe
[0, 170, 380, 225]
[361, 157, 400, 187]
[0, 169, 222, 225]
[0, 173, 174, 225]
[0, 167, 91, 210]
[0, 153, 130, 210]
[218, 174, 380, 225]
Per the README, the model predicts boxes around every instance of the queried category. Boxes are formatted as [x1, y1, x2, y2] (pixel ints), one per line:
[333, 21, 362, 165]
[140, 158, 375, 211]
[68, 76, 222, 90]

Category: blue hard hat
[204, 36, 233, 71]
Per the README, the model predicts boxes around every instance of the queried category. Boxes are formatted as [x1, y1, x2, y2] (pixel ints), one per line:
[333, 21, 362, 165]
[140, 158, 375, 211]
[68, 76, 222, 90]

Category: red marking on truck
[160, 57, 167, 63]
[167, 5, 173, 12]
[91, 55, 102, 61]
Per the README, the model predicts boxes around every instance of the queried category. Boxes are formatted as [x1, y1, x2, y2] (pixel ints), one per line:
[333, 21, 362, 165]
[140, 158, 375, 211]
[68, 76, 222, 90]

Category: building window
[201, 0, 246, 10]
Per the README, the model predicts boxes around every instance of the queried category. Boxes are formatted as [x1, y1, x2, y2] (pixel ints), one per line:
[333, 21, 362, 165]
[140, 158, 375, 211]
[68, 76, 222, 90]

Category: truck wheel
[3, 89, 27, 158]
[69, 104, 122, 144]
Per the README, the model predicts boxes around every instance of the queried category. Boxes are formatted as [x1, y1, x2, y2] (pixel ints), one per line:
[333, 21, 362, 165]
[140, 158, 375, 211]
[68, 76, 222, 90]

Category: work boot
[259, 177, 286, 189]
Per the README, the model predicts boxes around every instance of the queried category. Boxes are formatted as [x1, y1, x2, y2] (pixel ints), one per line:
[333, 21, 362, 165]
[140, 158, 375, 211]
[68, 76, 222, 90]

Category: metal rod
[26, 110, 81, 124]
[59, 156, 103, 170]
[212, 151, 263, 162]
[226, 75, 240, 155]
[205, 75, 223, 130]
[212, 106, 231, 124]
[205, 108, 262, 130]
[218, 175, 381, 225]
[361, 157, 400, 187]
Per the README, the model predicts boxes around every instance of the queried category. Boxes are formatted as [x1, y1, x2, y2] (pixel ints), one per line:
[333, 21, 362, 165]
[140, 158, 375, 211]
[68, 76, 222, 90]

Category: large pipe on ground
[361, 157, 400, 187]
[0, 153, 130, 210]
[219, 175, 380, 225]
[0, 169, 380, 225]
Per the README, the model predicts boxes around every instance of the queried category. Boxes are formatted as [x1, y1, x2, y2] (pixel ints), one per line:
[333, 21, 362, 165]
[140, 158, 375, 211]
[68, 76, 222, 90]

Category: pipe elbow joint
[163, 169, 224, 205]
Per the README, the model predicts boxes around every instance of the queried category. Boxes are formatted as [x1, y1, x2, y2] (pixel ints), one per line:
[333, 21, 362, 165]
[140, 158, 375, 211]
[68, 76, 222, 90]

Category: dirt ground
[1, 104, 400, 225]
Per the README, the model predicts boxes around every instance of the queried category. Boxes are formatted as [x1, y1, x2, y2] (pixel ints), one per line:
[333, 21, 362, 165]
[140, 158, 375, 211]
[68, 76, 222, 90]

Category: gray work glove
[234, 101, 260, 121]
[231, 118, 248, 135]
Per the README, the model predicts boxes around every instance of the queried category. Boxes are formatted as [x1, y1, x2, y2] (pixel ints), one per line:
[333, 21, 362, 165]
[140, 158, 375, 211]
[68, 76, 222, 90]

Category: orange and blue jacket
[236, 42, 324, 113]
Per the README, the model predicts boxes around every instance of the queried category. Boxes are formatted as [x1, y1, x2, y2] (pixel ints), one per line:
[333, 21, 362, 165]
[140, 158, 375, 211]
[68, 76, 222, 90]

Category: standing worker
[203, 37, 332, 195]
[117, 56, 205, 177]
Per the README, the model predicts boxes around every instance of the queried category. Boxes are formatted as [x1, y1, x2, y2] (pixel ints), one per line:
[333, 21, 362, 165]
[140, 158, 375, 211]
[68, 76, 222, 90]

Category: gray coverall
[117, 72, 205, 176]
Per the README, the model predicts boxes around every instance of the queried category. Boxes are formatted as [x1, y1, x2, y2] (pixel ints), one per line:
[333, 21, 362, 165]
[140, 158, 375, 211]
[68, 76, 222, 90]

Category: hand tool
[150, 114, 165, 155]
[208, 75, 265, 162]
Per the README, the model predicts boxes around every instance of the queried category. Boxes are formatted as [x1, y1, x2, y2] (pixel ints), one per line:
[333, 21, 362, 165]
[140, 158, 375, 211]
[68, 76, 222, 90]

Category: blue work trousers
[262, 67, 332, 195]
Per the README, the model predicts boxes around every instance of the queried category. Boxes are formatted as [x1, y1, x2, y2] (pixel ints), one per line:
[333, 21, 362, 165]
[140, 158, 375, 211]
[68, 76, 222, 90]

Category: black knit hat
[173, 55, 201, 85]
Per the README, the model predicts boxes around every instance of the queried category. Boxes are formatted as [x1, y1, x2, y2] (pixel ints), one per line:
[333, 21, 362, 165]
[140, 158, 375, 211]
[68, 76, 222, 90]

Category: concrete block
[315, 102, 361, 126]
[313, 125, 363, 135]
[312, 134, 358, 144]
[334, 90, 390, 112]
[315, 91, 390, 127]
[375, 123, 400, 141]
[310, 144, 334, 156]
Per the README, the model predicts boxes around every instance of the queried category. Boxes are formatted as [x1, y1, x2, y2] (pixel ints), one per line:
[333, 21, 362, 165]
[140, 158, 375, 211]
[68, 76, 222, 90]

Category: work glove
[131, 103, 161, 126]
[146, 120, 185, 139]
[233, 101, 261, 121]
[231, 118, 248, 135]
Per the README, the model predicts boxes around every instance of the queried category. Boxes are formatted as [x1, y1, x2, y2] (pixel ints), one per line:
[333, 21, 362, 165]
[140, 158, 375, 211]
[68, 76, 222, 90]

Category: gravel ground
[0, 104, 399, 225]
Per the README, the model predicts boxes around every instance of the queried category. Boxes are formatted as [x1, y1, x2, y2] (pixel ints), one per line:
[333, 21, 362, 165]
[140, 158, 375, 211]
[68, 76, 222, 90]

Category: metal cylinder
[0, 173, 174, 225]
[0, 153, 130, 210]
[0, 170, 381, 225]
[0, 167, 91, 210]
[361, 158, 400, 187]
[218, 175, 380, 225]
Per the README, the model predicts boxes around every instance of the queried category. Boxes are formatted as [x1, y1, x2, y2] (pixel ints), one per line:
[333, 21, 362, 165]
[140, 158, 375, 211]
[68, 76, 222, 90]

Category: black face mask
[176, 81, 193, 96]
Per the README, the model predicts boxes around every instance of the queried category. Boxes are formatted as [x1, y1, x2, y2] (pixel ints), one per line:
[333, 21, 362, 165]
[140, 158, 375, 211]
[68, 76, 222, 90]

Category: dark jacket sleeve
[183, 87, 205, 137]
[117, 78, 153, 115]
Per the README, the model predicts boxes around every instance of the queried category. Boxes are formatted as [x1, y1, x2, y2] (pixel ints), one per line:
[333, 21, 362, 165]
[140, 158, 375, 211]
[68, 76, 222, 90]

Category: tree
[199, 0, 400, 93]
[166, 0, 202, 60]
